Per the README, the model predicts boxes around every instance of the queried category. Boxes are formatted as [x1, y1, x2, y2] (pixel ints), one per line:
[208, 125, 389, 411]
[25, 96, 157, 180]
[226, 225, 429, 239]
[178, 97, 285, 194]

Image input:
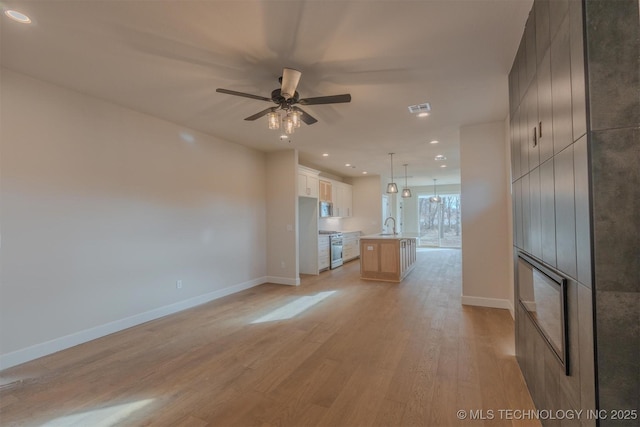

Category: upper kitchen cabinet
[298, 166, 319, 198]
[319, 180, 332, 203]
[333, 181, 353, 218]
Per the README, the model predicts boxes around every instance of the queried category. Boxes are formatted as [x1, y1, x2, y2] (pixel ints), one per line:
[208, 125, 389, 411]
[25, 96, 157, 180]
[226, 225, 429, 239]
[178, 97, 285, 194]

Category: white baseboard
[266, 276, 301, 286]
[461, 295, 514, 318]
[0, 277, 267, 370]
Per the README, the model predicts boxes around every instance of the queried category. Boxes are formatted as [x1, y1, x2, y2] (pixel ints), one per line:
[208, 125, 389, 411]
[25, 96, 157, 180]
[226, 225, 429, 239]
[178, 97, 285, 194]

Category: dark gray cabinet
[574, 135, 591, 287]
[569, 0, 586, 141]
[520, 91, 530, 174]
[554, 145, 577, 279]
[511, 109, 521, 180]
[525, 10, 537, 87]
[521, 173, 531, 254]
[527, 81, 540, 171]
[551, 14, 573, 154]
[539, 158, 557, 267]
[534, 0, 550, 64]
[514, 178, 524, 249]
[529, 166, 542, 259]
[537, 50, 554, 164]
[548, 0, 569, 41]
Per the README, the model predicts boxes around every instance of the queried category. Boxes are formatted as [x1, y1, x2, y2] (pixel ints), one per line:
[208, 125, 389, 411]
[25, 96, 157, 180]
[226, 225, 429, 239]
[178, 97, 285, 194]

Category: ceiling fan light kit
[216, 67, 351, 135]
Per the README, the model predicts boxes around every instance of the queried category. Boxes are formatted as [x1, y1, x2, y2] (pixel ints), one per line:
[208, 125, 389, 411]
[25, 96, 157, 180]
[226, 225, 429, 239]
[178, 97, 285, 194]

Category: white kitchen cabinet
[318, 235, 330, 271]
[332, 181, 353, 217]
[298, 166, 319, 198]
[319, 180, 332, 202]
[343, 231, 360, 262]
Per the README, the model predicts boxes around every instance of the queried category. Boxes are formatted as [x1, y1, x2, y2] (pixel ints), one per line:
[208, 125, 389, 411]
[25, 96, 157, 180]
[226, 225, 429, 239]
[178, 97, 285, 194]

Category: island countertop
[360, 233, 418, 240]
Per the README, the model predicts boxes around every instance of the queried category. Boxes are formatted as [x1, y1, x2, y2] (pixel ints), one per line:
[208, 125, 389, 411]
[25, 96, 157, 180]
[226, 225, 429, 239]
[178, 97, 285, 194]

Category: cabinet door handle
[538, 121, 542, 139]
[532, 127, 538, 147]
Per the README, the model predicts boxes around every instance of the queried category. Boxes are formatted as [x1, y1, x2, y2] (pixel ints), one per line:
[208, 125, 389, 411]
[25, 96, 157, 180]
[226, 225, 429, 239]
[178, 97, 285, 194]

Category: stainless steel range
[319, 230, 343, 269]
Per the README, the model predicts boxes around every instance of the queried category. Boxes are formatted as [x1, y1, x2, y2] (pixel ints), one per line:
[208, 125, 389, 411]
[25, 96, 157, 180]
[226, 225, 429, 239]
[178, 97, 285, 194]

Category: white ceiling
[0, 0, 531, 186]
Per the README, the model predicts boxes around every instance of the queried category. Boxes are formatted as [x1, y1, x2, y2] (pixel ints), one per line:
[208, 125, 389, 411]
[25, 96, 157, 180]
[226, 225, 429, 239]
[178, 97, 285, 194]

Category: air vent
[407, 103, 432, 114]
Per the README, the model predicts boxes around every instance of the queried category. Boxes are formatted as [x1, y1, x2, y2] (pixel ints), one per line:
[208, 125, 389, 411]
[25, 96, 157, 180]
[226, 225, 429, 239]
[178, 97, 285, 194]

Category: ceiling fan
[216, 68, 351, 133]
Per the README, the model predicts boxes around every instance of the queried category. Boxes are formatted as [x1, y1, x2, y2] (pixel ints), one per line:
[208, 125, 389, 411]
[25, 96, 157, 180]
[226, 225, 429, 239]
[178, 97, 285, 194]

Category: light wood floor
[0, 249, 540, 426]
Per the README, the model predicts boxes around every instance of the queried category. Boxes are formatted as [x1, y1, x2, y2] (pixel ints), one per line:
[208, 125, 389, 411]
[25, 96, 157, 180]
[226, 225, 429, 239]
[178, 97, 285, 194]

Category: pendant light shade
[386, 153, 398, 193]
[429, 178, 441, 203]
[401, 163, 412, 198]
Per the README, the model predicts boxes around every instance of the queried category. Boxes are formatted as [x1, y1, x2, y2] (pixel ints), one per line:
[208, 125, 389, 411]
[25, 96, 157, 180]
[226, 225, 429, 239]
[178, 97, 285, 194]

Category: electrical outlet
[176, 280, 183, 289]
[281, 261, 286, 269]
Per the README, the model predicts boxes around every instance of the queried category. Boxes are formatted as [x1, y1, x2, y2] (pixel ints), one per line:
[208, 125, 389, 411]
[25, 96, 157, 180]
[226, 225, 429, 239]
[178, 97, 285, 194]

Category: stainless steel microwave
[319, 201, 333, 218]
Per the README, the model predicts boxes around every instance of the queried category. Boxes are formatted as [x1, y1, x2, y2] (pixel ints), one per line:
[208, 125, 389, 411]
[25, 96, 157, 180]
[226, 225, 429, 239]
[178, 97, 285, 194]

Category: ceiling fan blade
[216, 88, 272, 102]
[293, 107, 318, 125]
[298, 94, 352, 105]
[281, 68, 302, 100]
[244, 107, 278, 121]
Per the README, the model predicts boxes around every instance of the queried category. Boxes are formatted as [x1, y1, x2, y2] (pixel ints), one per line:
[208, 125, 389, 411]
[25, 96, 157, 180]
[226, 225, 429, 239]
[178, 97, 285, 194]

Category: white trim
[461, 295, 514, 317]
[266, 276, 301, 286]
[0, 277, 266, 370]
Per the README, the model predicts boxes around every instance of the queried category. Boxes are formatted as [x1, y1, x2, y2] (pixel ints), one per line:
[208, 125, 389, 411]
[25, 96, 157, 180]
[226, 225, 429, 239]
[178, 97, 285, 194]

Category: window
[417, 193, 461, 248]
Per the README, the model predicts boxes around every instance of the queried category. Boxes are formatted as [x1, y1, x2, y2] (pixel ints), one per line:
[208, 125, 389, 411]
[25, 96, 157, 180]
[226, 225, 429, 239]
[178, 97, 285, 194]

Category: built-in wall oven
[330, 233, 343, 269]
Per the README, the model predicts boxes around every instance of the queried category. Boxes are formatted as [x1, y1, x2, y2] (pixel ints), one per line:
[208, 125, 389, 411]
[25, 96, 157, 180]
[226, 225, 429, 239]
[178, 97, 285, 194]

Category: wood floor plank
[0, 249, 540, 426]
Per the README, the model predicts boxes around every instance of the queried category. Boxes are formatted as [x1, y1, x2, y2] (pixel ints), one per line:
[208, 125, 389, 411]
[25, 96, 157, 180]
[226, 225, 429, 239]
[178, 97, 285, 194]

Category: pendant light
[430, 178, 441, 203]
[401, 164, 412, 198]
[386, 153, 398, 193]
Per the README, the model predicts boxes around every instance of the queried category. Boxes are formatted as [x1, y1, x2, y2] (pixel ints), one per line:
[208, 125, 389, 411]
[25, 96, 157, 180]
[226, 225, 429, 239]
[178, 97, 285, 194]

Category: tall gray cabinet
[509, 1, 639, 425]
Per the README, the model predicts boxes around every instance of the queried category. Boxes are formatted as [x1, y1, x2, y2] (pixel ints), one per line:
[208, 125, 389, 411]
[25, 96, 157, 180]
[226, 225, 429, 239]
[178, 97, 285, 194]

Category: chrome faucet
[384, 217, 397, 235]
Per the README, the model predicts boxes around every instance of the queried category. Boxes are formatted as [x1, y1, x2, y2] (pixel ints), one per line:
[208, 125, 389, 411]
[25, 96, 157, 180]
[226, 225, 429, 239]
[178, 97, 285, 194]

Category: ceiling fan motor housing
[271, 89, 299, 108]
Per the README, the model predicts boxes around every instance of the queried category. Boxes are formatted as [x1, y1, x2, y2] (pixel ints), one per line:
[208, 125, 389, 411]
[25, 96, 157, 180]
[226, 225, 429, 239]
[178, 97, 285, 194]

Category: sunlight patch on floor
[251, 291, 337, 324]
[40, 398, 154, 427]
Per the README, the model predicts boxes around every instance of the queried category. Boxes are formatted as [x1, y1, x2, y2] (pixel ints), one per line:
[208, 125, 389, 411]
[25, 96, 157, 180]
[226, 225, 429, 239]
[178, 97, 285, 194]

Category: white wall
[265, 150, 299, 285]
[343, 175, 383, 235]
[0, 70, 268, 368]
[460, 121, 513, 314]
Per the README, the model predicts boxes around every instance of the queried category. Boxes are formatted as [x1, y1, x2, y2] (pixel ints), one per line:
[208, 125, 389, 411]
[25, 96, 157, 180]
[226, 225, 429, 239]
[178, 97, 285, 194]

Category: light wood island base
[359, 235, 417, 282]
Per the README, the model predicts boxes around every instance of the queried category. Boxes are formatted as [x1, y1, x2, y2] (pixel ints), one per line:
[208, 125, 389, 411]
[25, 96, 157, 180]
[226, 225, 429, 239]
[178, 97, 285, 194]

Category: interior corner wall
[460, 121, 512, 312]
[265, 150, 299, 285]
[0, 69, 268, 369]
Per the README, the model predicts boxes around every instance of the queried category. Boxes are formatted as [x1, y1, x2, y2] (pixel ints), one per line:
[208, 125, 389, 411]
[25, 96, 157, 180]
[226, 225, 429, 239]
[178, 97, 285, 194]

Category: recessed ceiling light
[4, 10, 31, 23]
[345, 163, 351, 167]
[435, 155, 447, 161]
[362, 171, 368, 175]
[279, 135, 288, 141]
[430, 140, 439, 144]
[440, 164, 447, 168]
[417, 112, 430, 118]
[322, 153, 329, 157]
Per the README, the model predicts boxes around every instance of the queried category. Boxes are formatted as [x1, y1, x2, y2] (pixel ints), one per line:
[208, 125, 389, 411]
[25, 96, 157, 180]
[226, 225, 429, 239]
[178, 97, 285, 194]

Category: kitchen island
[359, 234, 417, 282]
